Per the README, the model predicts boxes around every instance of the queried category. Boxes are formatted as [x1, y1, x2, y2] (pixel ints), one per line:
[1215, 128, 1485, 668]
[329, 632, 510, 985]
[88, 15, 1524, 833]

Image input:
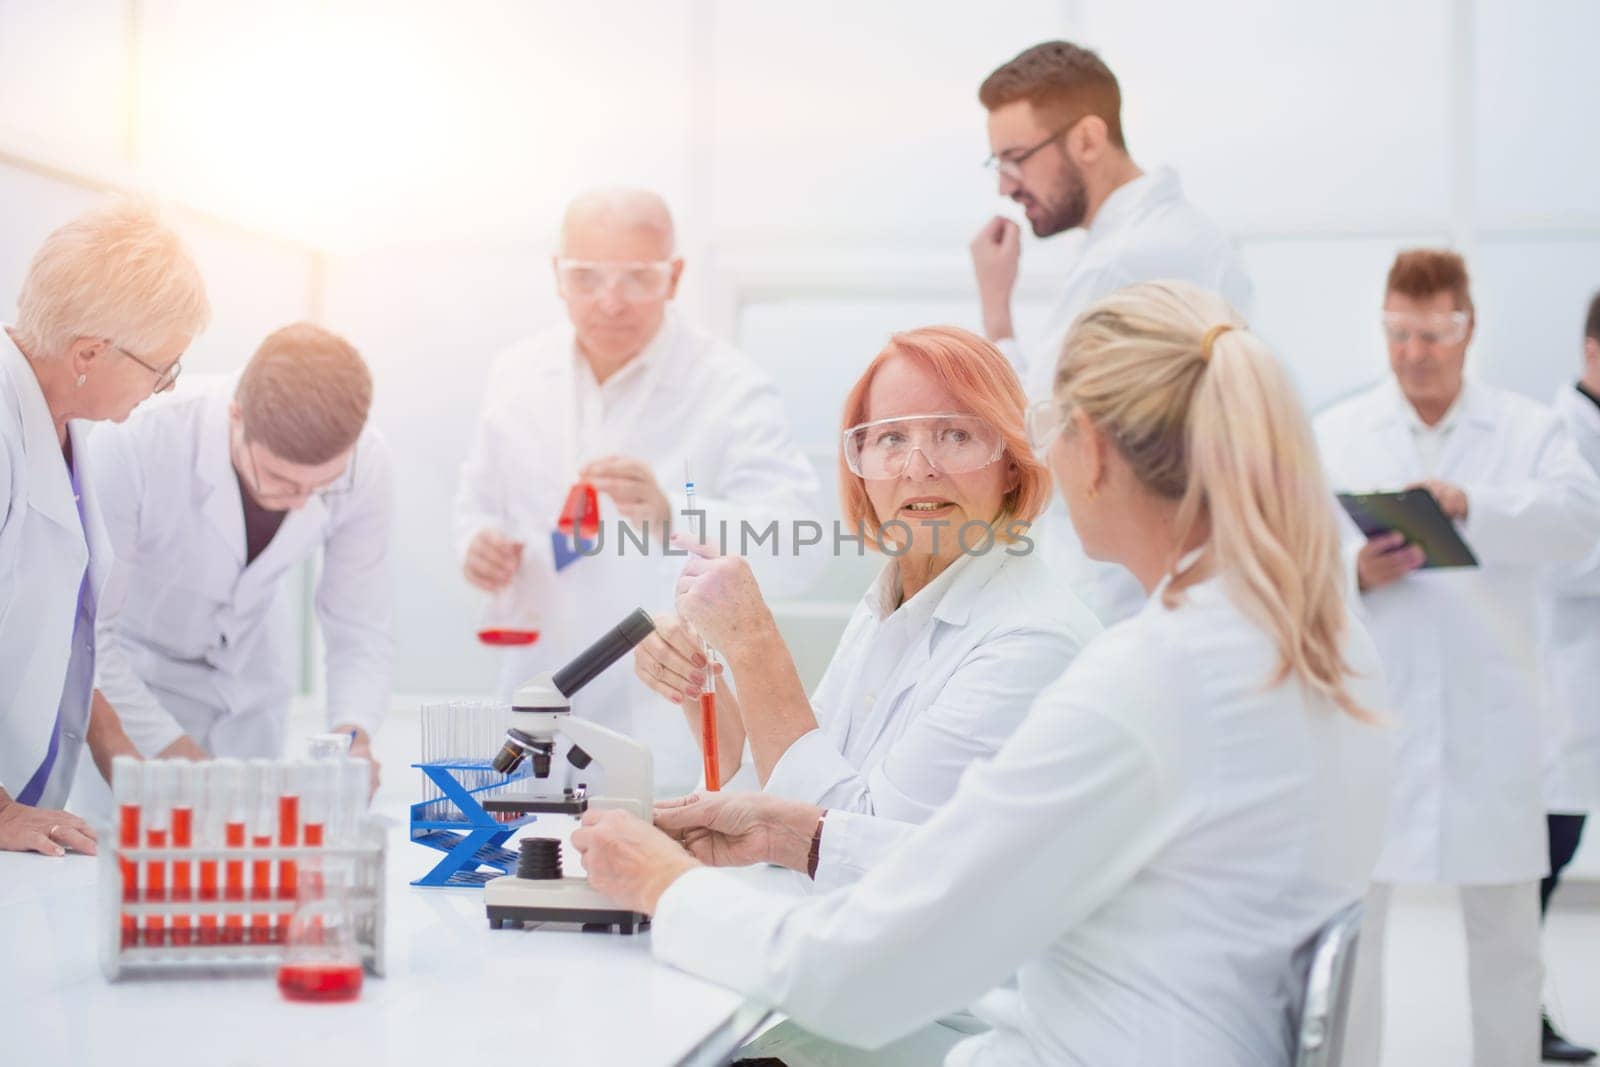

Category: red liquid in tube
[277, 962, 363, 1002]
[118, 803, 140, 948]
[171, 807, 193, 946]
[700, 691, 721, 792]
[223, 822, 245, 944]
[251, 835, 273, 944]
[476, 628, 540, 646]
[278, 794, 299, 943]
[144, 829, 168, 946]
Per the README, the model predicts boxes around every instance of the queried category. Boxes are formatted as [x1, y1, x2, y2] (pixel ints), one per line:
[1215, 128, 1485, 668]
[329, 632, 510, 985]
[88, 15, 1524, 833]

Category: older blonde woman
[0, 200, 209, 856]
[634, 325, 1100, 832]
[578, 284, 1393, 1065]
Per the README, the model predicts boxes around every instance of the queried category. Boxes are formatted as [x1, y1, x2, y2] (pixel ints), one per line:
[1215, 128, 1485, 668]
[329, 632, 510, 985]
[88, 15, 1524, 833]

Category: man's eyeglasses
[105, 338, 182, 394]
[238, 430, 359, 505]
[1381, 310, 1471, 347]
[555, 258, 675, 303]
[983, 120, 1082, 181]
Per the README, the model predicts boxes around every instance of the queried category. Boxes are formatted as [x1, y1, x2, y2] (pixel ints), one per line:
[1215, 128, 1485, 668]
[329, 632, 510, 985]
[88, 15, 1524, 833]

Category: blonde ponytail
[1056, 281, 1374, 721]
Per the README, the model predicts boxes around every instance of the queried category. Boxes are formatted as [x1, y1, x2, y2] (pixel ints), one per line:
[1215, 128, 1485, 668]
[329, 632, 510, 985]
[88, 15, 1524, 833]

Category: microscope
[482, 608, 658, 934]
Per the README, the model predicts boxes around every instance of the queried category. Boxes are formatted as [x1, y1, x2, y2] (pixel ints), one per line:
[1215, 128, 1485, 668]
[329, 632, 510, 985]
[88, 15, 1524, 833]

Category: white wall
[3, 0, 1598, 771]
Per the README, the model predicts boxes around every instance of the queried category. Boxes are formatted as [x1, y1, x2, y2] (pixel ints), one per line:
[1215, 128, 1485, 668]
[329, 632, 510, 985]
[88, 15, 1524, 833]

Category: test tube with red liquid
[245, 760, 278, 945]
[142, 761, 173, 947]
[215, 759, 246, 945]
[276, 762, 306, 943]
[169, 761, 197, 946]
[196, 762, 227, 945]
[112, 756, 141, 950]
[700, 650, 721, 791]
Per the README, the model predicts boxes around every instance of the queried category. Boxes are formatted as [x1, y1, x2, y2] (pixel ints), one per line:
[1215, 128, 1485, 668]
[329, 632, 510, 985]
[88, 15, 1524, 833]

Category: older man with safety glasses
[89, 322, 394, 790]
[1318, 250, 1600, 1067]
[453, 187, 820, 795]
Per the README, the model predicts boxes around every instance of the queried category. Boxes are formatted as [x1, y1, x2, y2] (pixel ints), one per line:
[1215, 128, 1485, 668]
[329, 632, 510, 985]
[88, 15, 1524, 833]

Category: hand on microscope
[571, 808, 700, 915]
[653, 792, 822, 873]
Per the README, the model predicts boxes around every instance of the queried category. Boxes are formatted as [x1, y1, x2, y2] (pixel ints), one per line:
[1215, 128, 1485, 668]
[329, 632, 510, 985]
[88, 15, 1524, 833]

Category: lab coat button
[64, 730, 81, 743]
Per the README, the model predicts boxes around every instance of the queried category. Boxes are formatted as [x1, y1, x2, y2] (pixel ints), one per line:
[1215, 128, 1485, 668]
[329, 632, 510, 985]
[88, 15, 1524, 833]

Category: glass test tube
[113, 756, 142, 950]
[215, 758, 246, 945]
[700, 650, 721, 791]
[277, 762, 306, 942]
[336, 757, 368, 847]
[169, 761, 197, 946]
[245, 759, 278, 944]
[196, 762, 223, 945]
[143, 761, 173, 947]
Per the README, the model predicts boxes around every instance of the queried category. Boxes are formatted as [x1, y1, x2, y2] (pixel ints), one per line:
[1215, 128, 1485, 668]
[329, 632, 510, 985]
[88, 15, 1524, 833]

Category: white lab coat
[0, 329, 112, 806]
[89, 378, 395, 759]
[453, 309, 822, 793]
[998, 167, 1255, 627]
[726, 547, 1101, 827]
[654, 576, 1393, 1065]
[1540, 385, 1600, 814]
[1316, 378, 1600, 883]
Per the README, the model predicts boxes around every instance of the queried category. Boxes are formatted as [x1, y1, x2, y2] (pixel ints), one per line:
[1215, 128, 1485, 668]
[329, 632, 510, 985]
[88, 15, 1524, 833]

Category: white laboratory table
[2, 701, 769, 1067]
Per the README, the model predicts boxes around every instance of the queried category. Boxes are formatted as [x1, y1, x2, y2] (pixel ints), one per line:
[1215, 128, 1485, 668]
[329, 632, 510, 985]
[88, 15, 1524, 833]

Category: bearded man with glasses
[89, 323, 393, 793]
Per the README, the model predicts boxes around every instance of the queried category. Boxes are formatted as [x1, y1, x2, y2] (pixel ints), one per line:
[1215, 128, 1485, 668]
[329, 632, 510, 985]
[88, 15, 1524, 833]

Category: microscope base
[484, 874, 650, 934]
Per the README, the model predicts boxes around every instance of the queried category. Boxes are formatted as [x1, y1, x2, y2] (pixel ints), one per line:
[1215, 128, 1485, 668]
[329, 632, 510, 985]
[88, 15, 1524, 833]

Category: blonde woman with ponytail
[569, 282, 1394, 1067]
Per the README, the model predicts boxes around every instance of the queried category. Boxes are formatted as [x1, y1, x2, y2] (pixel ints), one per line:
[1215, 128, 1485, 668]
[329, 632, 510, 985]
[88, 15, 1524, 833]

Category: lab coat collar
[572, 307, 680, 392]
[1375, 376, 1493, 432]
[0, 326, 79, 534]
[1087, 166, 1181, 243]
[198, 385, 247, 565]
[865, 546, 1003, 626]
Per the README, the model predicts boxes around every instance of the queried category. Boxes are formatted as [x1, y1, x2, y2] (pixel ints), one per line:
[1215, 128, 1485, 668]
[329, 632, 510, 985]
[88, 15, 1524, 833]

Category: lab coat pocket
[138, 578, 224, 660]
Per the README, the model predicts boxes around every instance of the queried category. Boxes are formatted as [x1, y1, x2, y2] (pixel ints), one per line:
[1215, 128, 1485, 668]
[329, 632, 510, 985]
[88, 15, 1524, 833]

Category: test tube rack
[408, 758, 539, 887]
[98, 818, 388, 981]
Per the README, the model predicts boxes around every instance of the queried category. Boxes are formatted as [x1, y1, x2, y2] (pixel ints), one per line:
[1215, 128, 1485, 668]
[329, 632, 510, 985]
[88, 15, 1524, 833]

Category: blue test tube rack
[408, 758, 538, 887]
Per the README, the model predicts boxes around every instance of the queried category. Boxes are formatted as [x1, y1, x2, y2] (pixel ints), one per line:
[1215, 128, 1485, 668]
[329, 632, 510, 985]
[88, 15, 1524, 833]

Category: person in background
[453, 187, 821, 794]
[1317, 251, 1600, 1067]
[0, 200, 210, 854]
[1535, 288, 1600, 1063]
[572, 282, 1392, 1066]
[633, 326, 1098, 834]
[92, 323, 392, 791]
[968, 40, 1253, 625]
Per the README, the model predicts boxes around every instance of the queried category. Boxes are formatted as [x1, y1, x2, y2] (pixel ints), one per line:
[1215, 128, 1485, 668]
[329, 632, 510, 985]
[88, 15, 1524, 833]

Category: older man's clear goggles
[555, 258, 674, 302]
[1381, 310, 1470, 346]
[842, 414, 1005, 480]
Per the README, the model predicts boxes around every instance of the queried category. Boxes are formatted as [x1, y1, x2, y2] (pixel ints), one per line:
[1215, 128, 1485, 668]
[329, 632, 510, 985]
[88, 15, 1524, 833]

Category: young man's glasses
[238, 430, 359, 505]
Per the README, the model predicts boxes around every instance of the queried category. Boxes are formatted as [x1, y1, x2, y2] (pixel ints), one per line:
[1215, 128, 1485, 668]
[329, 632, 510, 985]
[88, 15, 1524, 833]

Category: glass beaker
[277, 858, 364, 1003]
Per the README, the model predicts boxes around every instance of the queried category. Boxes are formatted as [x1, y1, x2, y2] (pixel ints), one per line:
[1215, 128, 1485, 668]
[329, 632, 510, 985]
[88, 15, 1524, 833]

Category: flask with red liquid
[477, 532, 545, 648]
[277, 858, 364, 1003]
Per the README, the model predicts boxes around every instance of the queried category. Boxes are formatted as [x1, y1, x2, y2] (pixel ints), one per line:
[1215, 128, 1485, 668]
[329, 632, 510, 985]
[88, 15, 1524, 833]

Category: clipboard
[1336, 489, 1478, 568]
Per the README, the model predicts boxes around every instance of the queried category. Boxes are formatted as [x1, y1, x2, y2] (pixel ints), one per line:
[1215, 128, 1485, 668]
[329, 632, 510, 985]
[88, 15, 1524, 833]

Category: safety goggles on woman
[842, 413, 1005, 480]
